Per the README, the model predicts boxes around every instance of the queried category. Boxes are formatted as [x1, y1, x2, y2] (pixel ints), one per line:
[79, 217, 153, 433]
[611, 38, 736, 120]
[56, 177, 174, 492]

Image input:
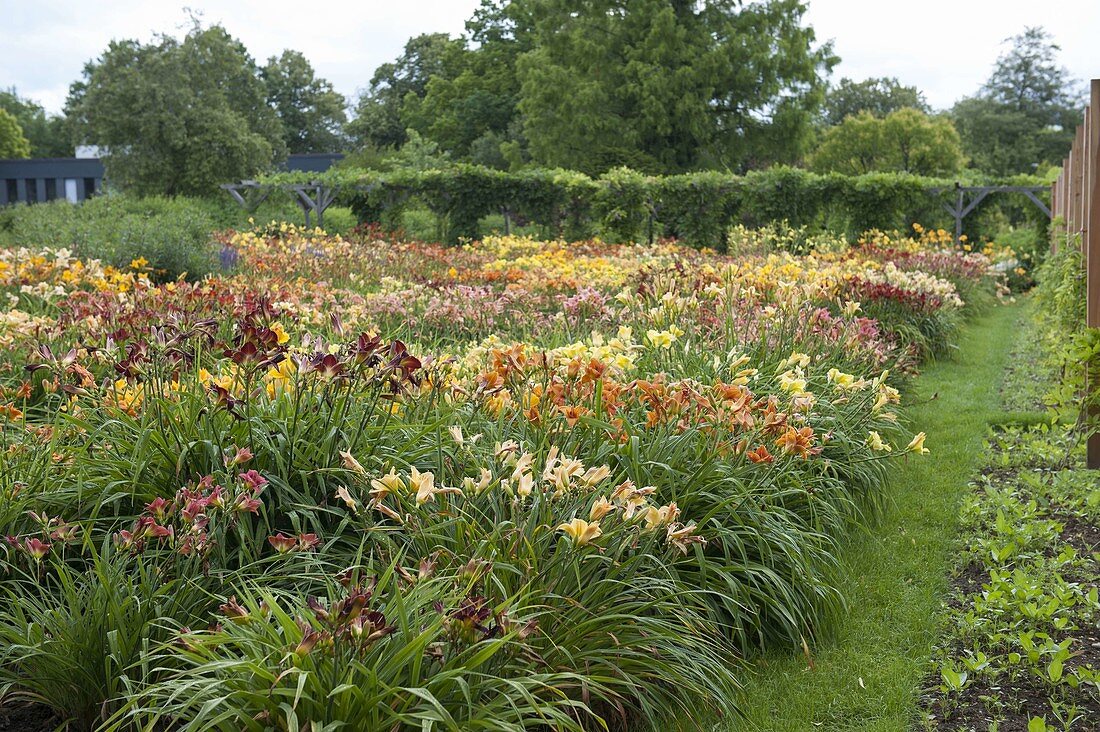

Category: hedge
[258, 165, 1050, 248]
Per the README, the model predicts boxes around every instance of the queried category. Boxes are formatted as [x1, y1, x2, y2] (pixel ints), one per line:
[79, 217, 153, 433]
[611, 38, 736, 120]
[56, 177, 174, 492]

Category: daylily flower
[515, 471, 535, 498]
[611, 481, 656, 519]
[907, 432, 929, 454]
[268, 533, 298, 553]
[666, 523, 706, 554]
[335, 485, 358, 513]
[233, 492, 263, 514]
[369, 468, 405, 502]
[219, 596, 250, 623]
[776, 427, 818, 458]
[340, 450, 367, 476]
[462, 468, 493, 495]
[145, 497, 172, 521]
[589, 497, 616, 521]
[225, 446, 253, 466]
[642, 503, 680, 530]
[778, 369, 808, 394]
[579, 464, 612, 486]
[408, 467, 461, 505]
[826, 368, 857, 389]
[297, 533, 322, 551]
[23, 537, 51, 560]
[556, 518, 603, 547]
[239, 470, 267, 491]
[294, 627, 324, 656]
[867, 431, 892, 452]
[747, 445, 775, 464]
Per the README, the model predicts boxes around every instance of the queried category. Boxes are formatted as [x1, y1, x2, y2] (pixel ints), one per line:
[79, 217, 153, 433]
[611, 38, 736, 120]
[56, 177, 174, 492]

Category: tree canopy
[0, 89, 71, 157]
[262, 50, 348, 154]
[952, 27, 1081, 176]
[67, 23, 287, 195]
[349, 0, 835, 175]
[347, 33, 466, 152]
[823, 77, 929, 126]
[811, 108, 963, 176]
[0, 108, 32, 159]
[6, 9, 1083, 192]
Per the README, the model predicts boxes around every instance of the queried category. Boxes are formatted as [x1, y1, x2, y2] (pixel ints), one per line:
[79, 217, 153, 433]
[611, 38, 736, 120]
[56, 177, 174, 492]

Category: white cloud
[2, 0, 1096, 116]
[1, 0, 479, 112]
[806, 0, 1099, 109]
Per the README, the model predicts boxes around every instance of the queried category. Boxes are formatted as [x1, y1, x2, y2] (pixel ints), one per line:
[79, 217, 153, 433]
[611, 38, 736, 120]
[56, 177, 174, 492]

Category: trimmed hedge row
[261, 165, 1049, 247]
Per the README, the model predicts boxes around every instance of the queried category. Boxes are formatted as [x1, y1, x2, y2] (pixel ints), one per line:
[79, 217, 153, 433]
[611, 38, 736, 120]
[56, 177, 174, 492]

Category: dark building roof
[0, 153, 344, 179]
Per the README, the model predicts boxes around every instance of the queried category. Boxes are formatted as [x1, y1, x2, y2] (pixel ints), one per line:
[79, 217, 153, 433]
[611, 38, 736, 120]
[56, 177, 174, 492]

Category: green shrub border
[256, 165, 1050, 247]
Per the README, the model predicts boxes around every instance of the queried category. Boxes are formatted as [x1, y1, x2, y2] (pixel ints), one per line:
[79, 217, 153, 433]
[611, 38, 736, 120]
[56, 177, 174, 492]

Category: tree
[983, 27, 1077, 112]
[823, 77, 928, 126]
[262, 51, 347, 153]
[811, 108, 963, 176]
[0, 108, 31, 159]
[514, 0, 835, 174]
[952, 27, 1081, 175]
[406, 1, 535, 166]
[388, 128, 451, 171]
[0, 89, 71, 157]
[66, 23, 285, 196]
[347, 33, 465, 151]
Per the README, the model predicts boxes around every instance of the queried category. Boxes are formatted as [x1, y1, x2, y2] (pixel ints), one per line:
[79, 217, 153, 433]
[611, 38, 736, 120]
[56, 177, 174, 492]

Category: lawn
[730, 300, 1023, 730]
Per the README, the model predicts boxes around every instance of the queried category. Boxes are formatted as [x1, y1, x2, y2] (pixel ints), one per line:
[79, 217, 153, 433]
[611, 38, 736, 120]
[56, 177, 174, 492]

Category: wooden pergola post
[1087, 80, 1100, 469]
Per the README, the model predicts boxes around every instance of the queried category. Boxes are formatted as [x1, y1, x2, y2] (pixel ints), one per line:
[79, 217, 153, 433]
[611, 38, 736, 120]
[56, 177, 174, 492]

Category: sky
[1, 0, 1097, 115]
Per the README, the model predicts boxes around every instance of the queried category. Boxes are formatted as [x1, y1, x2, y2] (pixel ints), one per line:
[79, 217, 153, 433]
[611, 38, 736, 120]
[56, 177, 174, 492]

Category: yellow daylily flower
[907, 432, 929, 455]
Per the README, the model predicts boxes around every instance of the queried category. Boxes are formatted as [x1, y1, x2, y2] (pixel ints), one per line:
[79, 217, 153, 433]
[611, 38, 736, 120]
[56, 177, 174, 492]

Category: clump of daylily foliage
[0, 223, 1006, 730]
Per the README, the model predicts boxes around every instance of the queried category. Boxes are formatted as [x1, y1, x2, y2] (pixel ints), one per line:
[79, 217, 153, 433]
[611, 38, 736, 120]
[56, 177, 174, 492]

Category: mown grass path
[729, 300, 1025, 731]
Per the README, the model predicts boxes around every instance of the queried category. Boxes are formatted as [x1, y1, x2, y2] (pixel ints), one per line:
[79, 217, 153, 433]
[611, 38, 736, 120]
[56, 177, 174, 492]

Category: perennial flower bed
[0, 224, 1003, 730]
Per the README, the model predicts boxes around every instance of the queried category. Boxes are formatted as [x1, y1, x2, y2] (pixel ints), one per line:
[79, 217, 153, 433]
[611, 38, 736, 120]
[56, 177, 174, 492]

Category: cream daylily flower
[515, 471, 535, 498]
[462, 467, 493, 495]
[557, 518, 603, 546]
[867, 431, 892, 452]
[641, 503, 681, 530]
[369, 468, 405, 502]
[408, 466, 462, 505]
[340, 450, 367, 476]
[335, 486, 358, 513]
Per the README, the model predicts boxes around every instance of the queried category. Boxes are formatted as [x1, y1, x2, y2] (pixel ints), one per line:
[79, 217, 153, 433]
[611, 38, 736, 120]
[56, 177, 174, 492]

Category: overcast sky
[2, 0, 1097, 116]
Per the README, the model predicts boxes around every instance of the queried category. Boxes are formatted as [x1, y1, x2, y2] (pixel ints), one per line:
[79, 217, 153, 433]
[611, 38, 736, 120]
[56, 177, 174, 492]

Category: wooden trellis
[221, 181, 347, 229]
[936, 183, 1051, 245]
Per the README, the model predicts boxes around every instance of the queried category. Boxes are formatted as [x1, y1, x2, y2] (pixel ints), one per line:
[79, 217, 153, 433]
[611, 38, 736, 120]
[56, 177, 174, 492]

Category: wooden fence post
[1087, 79, 1100, 469]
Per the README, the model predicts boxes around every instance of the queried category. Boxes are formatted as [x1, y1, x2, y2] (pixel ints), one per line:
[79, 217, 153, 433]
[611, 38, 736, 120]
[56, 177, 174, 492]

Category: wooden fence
[1050, 78, 1100, 469]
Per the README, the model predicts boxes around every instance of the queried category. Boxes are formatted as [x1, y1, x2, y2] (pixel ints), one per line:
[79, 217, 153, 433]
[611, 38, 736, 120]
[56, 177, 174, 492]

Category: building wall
[0, 158, 104, 205]
[0, 154, 344, 205]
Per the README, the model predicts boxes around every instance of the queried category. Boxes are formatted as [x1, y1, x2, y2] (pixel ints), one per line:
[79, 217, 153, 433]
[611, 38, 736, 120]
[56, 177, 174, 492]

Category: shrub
[1, 196, 219, 281]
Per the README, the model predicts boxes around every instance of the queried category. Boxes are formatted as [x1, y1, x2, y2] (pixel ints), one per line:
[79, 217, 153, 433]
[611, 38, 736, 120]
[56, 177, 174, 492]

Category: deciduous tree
[262, 51, 347, 154]
[0, 108, 31, 159]
[811, 108, 963, 176]
[952, 27, 1081, 175]
[0, 89, 71, 157]
[347, 33, 465, 151]
[823, 77, 928, 126]
[67, 23, 285, 195]
[515, 0, 835, 174]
